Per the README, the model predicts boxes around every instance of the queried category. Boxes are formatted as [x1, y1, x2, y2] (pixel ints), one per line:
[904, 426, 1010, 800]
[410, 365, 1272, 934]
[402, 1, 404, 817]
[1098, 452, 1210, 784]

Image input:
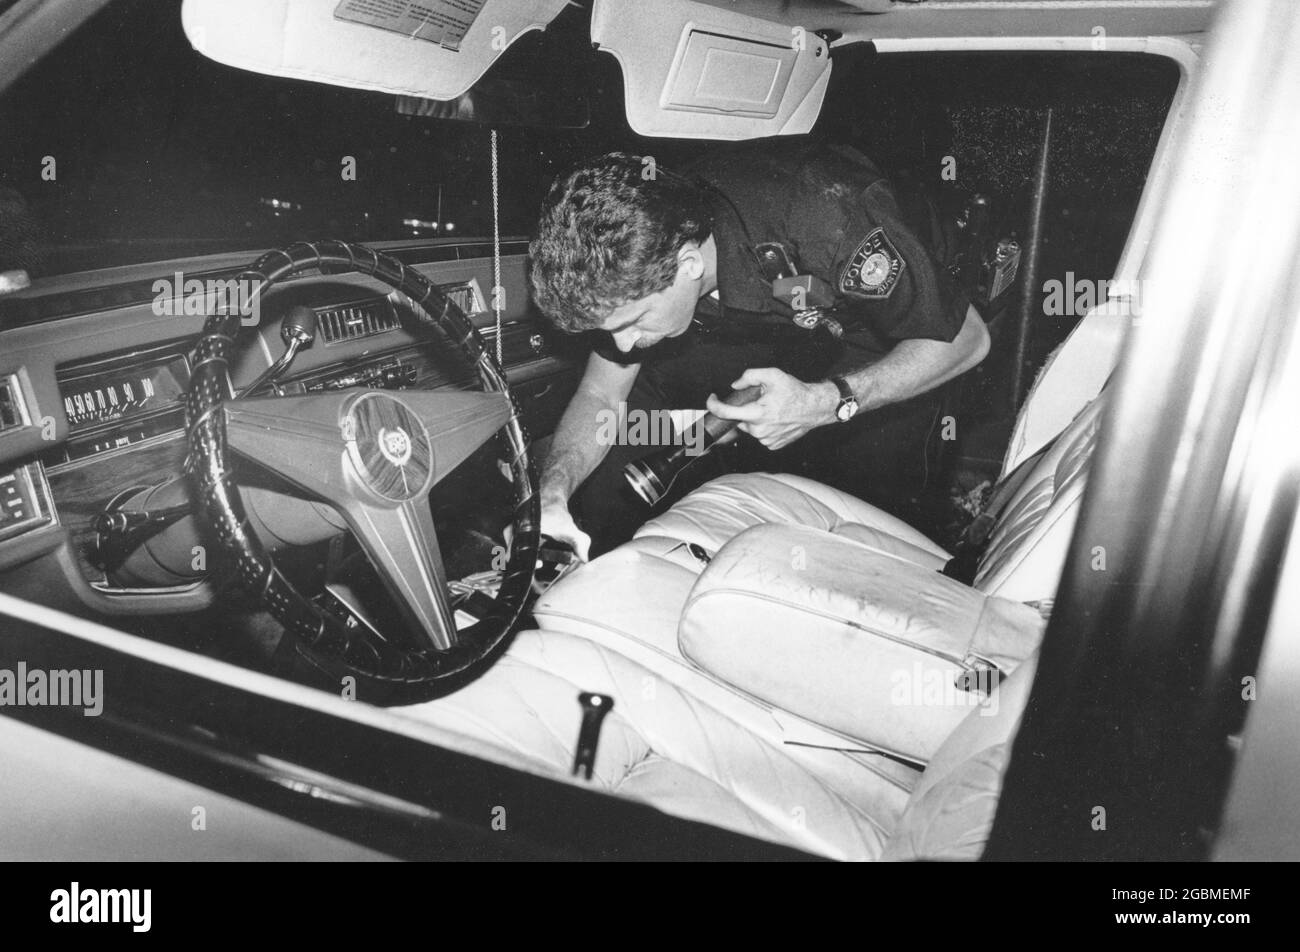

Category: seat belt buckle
[573, 692, 615, 780]
[955, 658, 1004, 696]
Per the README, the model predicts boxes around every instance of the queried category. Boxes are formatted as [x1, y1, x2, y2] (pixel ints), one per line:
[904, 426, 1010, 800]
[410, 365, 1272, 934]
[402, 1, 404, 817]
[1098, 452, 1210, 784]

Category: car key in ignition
[533, 536, 582, 593]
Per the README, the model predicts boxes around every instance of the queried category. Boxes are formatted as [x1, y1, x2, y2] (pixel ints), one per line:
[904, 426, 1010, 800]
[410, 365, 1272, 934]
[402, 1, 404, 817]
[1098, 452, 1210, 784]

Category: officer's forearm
[540, 351, 640, 506]
[540, 386, 619, 506]
[831, 305, 989, 415]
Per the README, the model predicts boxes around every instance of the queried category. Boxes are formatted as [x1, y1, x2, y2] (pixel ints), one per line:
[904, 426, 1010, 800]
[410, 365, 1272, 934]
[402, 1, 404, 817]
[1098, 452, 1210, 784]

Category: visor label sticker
[333, 0, 486, 51]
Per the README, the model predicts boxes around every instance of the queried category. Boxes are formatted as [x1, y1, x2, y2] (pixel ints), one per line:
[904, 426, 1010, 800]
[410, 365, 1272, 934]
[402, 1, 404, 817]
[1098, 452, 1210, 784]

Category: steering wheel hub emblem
[378, 426, 413, 466]
[342, 391, 433, 503]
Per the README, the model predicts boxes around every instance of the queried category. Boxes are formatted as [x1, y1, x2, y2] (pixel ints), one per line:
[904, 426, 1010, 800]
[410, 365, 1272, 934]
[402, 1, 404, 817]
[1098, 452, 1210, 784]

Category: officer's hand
[539, 497, 592, 563]
[706, 368, 839, 450]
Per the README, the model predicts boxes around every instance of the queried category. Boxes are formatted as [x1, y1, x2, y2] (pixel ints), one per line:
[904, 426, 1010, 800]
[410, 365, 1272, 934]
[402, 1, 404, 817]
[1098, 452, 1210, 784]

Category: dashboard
[0, 240, 582, 618]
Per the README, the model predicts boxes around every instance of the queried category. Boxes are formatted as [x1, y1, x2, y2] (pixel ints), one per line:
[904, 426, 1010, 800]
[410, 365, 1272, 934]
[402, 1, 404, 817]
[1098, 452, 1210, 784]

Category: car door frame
[985, 0, 1300, 863]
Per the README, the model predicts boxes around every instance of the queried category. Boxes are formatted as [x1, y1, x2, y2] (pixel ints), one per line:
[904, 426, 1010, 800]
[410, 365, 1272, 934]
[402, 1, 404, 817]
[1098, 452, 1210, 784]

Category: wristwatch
[830, 376, 859, 423]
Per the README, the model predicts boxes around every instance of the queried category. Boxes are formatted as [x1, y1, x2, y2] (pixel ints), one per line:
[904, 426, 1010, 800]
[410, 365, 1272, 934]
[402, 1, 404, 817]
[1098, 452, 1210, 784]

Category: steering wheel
[184, 241, 539, 704]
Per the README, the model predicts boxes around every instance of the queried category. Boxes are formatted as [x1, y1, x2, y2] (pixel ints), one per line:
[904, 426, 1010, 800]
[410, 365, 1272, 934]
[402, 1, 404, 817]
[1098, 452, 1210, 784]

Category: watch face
[837, 399, 858, 422]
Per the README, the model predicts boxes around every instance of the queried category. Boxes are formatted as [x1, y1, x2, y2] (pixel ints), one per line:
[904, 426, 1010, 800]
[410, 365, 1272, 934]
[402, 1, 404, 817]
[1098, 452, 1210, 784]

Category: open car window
[0, 0, 621, 277]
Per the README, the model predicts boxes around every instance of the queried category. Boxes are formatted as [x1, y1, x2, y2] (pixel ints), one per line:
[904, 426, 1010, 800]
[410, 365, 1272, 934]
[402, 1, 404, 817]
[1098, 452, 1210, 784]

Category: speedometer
[61, 363, 184, 427]
[54, 342, 191, 462]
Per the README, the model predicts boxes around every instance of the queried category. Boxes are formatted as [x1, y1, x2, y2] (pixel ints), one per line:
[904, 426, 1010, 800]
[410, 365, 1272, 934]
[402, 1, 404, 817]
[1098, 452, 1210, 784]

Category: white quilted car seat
[398, 389, 1103, 859]
[399, 627, 1040, 861]
[532, 394, 1101, 743]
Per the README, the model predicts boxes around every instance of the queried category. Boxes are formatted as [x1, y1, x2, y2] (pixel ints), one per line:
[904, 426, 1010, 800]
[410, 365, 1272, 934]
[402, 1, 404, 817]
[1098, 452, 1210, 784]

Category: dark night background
[1, 0, 1176, 285]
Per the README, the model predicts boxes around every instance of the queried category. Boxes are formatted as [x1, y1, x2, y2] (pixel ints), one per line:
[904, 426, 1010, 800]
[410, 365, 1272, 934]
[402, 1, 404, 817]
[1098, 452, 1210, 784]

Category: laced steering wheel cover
[185, 240, 539, 704]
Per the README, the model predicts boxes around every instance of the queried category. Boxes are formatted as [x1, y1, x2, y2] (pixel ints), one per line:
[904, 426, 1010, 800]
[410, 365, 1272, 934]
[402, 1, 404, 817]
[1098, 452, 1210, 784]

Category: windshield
[0, 0, 638, 277]
[0, 0, 1177, 291]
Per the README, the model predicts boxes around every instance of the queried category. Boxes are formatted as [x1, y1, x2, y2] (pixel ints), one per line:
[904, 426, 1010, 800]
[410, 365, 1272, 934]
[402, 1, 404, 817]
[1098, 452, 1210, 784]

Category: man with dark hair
[530, 141, 990, 560]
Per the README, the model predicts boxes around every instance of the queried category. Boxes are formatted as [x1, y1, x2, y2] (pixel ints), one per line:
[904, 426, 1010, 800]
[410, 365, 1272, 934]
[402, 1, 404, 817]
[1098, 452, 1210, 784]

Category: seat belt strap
[966, 439, 1053, 546]
[940, 431, 1062, 584]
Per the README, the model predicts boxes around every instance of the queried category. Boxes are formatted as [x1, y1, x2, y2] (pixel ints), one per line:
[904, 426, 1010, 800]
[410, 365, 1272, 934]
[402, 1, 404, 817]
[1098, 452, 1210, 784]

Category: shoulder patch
[839, 227, 905, 299]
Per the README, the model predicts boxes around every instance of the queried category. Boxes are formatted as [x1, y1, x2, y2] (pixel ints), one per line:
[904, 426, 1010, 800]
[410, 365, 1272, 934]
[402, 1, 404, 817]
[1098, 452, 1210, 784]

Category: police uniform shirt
[591, 141, 970, 365]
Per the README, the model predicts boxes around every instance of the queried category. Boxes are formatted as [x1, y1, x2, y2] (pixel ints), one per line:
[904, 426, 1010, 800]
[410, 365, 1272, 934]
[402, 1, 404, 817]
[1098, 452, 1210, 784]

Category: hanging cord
[490, 128, 504, 369]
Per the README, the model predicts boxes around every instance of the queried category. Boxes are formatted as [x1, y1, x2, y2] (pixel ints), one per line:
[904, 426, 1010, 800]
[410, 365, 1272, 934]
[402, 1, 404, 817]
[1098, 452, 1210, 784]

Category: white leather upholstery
[880, 652, 1039, 862]
[404, 385, 1106, 857]
[515, 391, 1105, 855]
[1003, 299, 1126, 472]
[538, 395, 1102, 650]
[975, 397, 1101, 601]
[636, 471, 950, 568]
[678, 523, 1045, 763]
[530, 534, 926, 823]
[400, 627, 1037, 861]
[400, 629, 896, 860]
[531, 471, 962, 764]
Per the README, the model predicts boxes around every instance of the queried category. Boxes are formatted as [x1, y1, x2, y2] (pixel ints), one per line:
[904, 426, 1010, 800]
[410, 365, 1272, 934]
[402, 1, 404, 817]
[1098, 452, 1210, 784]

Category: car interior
[0, 0, 1219, 860]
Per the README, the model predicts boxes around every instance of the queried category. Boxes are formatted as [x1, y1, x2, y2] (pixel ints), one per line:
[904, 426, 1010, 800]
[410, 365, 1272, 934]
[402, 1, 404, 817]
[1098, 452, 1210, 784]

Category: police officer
[528, 141, 990, 560]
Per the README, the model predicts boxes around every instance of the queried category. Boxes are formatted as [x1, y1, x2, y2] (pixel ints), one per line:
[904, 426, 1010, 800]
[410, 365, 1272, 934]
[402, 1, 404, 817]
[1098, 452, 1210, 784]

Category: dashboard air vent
[0, 376, 29, 432]
[317, 300, 400, 345]
[443, 282, 483, 317]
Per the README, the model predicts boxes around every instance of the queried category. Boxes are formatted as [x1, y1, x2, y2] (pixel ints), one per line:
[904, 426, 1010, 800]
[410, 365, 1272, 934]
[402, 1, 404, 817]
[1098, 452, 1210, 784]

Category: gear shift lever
[622, 385, 762, 507]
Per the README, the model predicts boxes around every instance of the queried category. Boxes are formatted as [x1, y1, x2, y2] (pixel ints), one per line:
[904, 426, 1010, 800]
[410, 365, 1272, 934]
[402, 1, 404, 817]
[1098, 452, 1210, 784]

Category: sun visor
[591, 0, 832, 140]
[181, 0, 570, 100]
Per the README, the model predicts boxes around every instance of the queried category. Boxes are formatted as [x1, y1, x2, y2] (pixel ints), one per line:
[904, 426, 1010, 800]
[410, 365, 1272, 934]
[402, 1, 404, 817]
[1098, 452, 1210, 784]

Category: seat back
[973, 395, 1104, 603]
[1002, 300, 1128, 473]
